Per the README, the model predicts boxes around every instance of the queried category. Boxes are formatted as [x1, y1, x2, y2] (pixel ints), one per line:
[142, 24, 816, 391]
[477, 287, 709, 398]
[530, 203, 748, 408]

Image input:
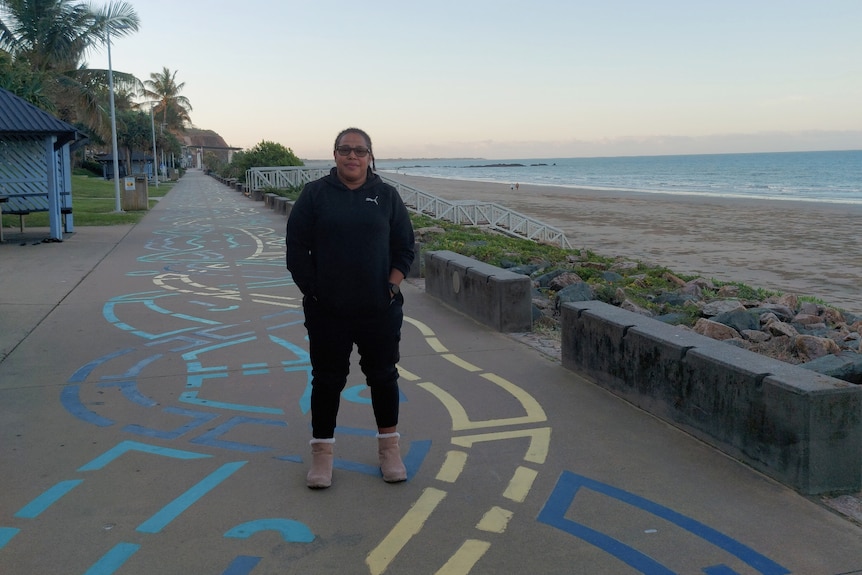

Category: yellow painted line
[366, 487, 448, 575]
[433, 539, 492, 575]
[418, 382, 547, 432]
[436, 450, 468, 483]
[396, 365, 422, 382]
[475, 506, 513, 534]
[441, 353, 481, 372]
[480, 373, 547, 423]
[503, 466, 538, 503]
[451, 427, 551, 464]
[403, 316, 436, 337]
[418, 382, 471, 429]
[426, 337, 449, 353]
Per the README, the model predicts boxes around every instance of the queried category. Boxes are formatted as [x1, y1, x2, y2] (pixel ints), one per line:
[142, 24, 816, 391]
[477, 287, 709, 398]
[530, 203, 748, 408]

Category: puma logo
[365, 196, 379, 205]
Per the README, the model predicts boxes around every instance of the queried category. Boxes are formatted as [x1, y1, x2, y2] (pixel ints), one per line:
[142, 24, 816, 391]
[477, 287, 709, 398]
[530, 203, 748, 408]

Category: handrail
[246, 166, 572, 249]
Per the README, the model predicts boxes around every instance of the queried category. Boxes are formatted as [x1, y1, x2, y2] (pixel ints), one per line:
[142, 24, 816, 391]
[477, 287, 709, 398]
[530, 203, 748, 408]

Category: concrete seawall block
[561, 299, 862, 495]
[425, 250, 531, 332]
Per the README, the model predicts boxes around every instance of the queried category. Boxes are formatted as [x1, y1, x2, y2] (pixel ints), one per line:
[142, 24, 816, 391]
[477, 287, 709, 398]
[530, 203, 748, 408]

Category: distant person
[510, 183, 515, 190]
[515, 182, 519, 191]
[286, 127, 416, 489]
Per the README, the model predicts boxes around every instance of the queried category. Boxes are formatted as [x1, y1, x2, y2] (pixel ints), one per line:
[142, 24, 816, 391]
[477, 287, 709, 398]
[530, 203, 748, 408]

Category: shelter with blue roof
[0, 88, 86, 241]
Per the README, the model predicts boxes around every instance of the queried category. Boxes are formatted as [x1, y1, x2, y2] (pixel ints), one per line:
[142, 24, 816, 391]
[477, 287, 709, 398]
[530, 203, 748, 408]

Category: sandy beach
[383, 173, 862, 315]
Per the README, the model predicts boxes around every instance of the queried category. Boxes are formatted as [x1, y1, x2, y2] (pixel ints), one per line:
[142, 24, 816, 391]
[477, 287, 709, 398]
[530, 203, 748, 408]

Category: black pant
[303, 295, 404, 438]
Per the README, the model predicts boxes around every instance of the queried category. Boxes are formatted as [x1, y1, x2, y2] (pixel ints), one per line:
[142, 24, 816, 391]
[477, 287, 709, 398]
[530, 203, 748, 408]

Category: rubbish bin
[122, 175, 149, 211]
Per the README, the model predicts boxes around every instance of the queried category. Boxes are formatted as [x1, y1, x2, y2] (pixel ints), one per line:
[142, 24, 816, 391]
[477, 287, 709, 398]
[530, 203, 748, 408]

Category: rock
[767, 321, 799, 338]
[777, 293, 799, 310]
[620, 299, 653, 316]
[533, 269, 565, 288]
[800, 351, 862, 384]
[554, 282, 594, 310]
[548, 272, 583, 291]
[713, 308, 760, 332]
[601, 271, 624, 283]
[760, 303, 795, 321]
[794, 335, 841, 362]
[663, 272, 686, 287]
[717, 285, 740, 297]
[792, 313, 824, 326]
[741, 329, 771, 343]
[654, 293, 699, 307]
[701, 300, 746, 317]
[693, 318, 741, 340]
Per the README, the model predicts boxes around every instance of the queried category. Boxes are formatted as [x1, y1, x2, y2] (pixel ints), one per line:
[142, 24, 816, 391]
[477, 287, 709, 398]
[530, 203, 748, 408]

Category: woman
[286, 127, 415, 489]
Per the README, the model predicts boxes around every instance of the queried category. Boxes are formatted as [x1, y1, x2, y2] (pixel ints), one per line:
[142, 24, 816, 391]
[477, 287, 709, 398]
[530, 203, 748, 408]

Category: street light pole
[150, 103, 159, 187]
[106, 27, 123, 212]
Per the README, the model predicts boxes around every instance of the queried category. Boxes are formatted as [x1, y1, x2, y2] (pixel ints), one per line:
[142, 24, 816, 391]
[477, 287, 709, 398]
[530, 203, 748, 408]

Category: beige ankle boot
[307, 439, 334, 489]
[377, 432, 407, 483]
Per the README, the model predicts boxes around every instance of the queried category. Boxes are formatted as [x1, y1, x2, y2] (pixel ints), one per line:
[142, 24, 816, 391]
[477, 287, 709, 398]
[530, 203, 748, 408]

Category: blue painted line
[15, 479, 83, 518]
[269, 335, 309, 362]
[242, 362, 270, 376]
[78, 440, 211, 471]
[243, 363, 269, 369]
[137, 461, 247, 533]
[225, 519, 314, 543]
[334, 426, 378, 437]
[195, 325, 255, 341]
[537, 472, 789, 575]
[98, 354, 164, 380]
[83, 542, 140, 575]
[332, 439, 430, 481]
[181, 336, 258, 360]
[191, 417, 286, 452]
[703, 566, 744, 574]
[0, 527, 20, 549]
[60, 386, 114, 427]
[142, 300, 221, 325]
[180, 391, 285, 415]
[68, 349, 135, 383]
[341, 384, 372, 405]
[183, 371, 285, 414]
[102, 302, 204, 339]
[124, 407, 218, 439]
[186, 362, 227, 374]
[262, 309, 303, 321]
[275, 455, 303, 463]
[222, 555, 262, 575]
[98, 381, 157, 407]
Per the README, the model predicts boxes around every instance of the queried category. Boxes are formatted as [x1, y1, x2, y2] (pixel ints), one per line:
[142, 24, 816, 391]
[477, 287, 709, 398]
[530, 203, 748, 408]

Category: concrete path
[1, 170, 861, 575]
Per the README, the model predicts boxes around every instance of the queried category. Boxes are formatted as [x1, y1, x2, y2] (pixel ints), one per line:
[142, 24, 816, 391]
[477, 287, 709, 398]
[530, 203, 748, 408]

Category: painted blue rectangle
[15, 479, 83, 519]
[137, 461, 246, 533]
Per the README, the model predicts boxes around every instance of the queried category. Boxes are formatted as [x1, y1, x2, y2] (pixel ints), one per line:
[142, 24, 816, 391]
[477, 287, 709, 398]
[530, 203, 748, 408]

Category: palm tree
[0, 0, 140, 140]
[141, 67, 193, 137]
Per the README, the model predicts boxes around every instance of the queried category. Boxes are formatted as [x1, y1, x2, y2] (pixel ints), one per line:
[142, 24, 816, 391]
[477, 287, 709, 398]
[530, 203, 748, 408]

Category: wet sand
[383, 173, 862, 314]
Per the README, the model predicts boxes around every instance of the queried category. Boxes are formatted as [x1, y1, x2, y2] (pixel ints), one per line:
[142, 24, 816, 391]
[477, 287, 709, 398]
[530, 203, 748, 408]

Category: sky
[98, 0, 862, 160]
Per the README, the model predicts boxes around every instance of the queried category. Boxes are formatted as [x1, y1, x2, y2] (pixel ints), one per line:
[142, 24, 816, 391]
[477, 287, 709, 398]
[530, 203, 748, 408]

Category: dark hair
[334, 127, 376, 171]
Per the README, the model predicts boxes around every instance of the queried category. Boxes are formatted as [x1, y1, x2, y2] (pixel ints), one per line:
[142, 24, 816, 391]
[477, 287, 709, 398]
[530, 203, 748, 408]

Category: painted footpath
[1, 169, 861, 575]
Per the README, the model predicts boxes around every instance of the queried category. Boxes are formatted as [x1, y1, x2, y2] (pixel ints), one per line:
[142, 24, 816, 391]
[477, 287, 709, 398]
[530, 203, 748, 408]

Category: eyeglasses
[335, 145, 371, 157]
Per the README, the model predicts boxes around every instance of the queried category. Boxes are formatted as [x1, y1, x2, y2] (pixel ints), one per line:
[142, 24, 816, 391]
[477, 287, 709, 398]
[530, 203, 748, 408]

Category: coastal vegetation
[1, 1, 197, 175]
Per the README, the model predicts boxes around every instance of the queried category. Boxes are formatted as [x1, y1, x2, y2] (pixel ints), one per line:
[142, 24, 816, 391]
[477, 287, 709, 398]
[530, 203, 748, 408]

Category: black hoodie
[286, 168, 415, 316]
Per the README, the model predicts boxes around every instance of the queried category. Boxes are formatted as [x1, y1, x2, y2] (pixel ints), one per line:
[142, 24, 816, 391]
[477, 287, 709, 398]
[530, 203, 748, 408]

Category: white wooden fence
[246, 166, 572, 249]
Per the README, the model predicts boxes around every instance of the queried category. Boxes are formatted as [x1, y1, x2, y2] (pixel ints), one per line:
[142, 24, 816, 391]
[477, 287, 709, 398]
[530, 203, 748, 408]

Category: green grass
[1, 175, 173, 228]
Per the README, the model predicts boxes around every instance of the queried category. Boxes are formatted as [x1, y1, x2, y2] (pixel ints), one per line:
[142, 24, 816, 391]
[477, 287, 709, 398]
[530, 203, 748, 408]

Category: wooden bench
[0, 192, 72, 233]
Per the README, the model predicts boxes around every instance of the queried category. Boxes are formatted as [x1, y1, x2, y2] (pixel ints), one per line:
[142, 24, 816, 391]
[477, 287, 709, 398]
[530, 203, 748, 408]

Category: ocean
[375, 150, 861, 205]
